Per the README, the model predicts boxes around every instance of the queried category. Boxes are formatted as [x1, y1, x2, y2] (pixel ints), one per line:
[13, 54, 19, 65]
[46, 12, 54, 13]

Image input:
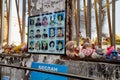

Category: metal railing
[0, 63, 94, 80]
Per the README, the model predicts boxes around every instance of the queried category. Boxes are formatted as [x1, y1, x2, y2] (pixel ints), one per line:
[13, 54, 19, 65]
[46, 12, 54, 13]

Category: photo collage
[28, 11, 66, 54]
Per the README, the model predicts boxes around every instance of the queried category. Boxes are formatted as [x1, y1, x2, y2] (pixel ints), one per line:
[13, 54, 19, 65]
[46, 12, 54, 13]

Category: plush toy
[91, 48, 104, 59]
[80, 37, 95, 58]
[106, 46, 114, 55]
[78, 45, 85, 58]
[21, 43, 27, 52]
[81, 37, 91, 47]
[3, 44, 16, 54]
[81, 43, 95, 57]
[106, 46, 114, 59]
[2, 43, 28, 54]
[110, 50, 119, 60]
[13, 43, 26, 53]
[65, 41, 79, 58]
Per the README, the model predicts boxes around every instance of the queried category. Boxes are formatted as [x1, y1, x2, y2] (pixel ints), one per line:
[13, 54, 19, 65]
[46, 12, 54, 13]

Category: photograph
[29, 41, 34, 50]
[49, 41, 55, 48]
[49, 15, 56, 26]
[42, 16, 48, 27]
[56, 27, 64, 37]
[56, 40, 64, 51]
[42, 29, 48, 38]
[49, 28, 55, 38]
[35, 29, 41, 38]
[41, 40, 48, 50]
[35, 41, 41, 50]
[29, 30, 34, 39]
[28, 11, 66, 54]
[57, 13, 64, 26]
[30, 19, 34, 25]
[35, 18, 41, 26]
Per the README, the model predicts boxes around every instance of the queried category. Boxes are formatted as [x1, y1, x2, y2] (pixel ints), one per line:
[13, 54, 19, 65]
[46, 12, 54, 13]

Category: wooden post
[0, 0, 5, 46]
[87, 0, 91, 39]
[73, 0, 80, 45]
[74, 0, 78, 41]
[94, 0, 100, 47]
[15, 0, 22, 43]
[98, 0, 102, 48]
[28, 0, 31, 16]
[22, 0, 26, 43]
[6, 0, 9, 45]
[83, 0, 88, 37]
[8, 0, 12, 45]
[106, 0, 113, 46]
[0, 0, 2, 46]
[112, 0, 116, 48]
[68, 0, 72, 41]
[74, 0, 77, 35]
[76, 0, 80, 46]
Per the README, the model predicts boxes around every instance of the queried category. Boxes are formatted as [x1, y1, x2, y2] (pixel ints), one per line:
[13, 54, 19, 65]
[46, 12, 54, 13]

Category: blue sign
[2, 76, 10, 80]
[30, 62, 68, 80]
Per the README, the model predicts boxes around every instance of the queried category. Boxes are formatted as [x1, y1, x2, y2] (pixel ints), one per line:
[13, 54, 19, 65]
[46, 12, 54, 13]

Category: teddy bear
[80, 37, 95, 58]
[3, 44, 16, 54]
[65, 41, 79, 58]
[91, 48, 104, 59]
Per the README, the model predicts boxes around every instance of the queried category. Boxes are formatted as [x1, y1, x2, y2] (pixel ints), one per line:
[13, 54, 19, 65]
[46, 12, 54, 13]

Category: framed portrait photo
[27, 0, 66, 55]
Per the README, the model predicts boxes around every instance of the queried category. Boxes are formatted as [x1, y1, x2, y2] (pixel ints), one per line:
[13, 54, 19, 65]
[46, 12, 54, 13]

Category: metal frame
[0, 63, 94, 80]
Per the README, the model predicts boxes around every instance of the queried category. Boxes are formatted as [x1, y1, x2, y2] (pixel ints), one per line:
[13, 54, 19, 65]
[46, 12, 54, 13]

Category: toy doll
[80, 37, 95, 58]
[110, 50, 119, 60]
[65, 41, 79, 58]
[91, 48, 104, 59]
[105, 46, 114, 59]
